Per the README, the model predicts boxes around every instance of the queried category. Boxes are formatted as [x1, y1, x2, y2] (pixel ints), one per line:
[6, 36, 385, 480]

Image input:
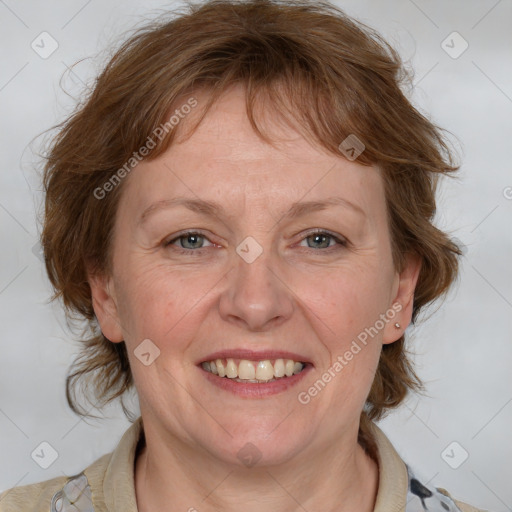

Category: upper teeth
[202, 358, 304, 381]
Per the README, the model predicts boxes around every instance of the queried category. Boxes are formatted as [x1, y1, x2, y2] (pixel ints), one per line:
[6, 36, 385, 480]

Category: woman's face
[91, 86, 419, 467]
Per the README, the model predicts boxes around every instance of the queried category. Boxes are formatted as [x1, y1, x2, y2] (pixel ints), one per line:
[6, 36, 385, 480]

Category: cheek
[114, 261, 218, 343]
[295, 264, 392, 342]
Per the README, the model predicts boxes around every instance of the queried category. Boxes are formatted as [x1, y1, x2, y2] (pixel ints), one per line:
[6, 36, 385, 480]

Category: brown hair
[41, 0, 461, 454]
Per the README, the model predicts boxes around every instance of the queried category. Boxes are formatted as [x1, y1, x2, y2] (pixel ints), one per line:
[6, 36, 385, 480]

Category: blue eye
[298, 230, 347, 250]
[166, 232, 213, 252]
[164, 229, 347, 256]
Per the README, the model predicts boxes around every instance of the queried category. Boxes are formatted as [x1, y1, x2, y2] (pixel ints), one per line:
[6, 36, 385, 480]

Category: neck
[134, 420, 379, 512]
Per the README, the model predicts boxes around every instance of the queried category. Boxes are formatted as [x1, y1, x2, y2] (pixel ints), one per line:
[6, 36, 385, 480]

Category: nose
[218, 243, 294, 332]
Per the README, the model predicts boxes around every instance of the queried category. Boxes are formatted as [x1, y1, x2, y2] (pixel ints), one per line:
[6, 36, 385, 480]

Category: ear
[88, 271, 124, 343]
[382, 253, 422, 345]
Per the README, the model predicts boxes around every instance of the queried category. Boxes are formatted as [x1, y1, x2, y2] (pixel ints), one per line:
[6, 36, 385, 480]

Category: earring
[394, 323, 401, 329]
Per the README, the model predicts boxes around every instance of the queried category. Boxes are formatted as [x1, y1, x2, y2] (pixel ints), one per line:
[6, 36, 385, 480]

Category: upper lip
[198, 349, 312, 365]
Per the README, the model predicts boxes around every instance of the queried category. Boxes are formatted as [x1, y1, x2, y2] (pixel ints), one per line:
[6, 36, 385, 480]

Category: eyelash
[164, 229, 348, 255]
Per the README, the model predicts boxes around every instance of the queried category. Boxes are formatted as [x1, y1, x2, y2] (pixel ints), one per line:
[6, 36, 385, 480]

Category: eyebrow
[138, 196, 366, 226]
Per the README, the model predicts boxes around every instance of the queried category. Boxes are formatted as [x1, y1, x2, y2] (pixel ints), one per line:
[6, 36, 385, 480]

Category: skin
[89, 85, 421, 512]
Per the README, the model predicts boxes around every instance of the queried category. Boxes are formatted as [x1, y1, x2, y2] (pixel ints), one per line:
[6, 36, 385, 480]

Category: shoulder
[0, 474, 68, 512]
[368, 421, 491, 512]
[0, 454, 110, 512]
[0, 417, 143, 512]
[406, 468, 491, 512]
[0, 465, 106, 512]
[438, 487, 491, 512]
[0, 477, 63, 512]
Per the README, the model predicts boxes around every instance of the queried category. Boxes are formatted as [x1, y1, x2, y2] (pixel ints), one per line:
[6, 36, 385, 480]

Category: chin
[206, 427, 310, 469]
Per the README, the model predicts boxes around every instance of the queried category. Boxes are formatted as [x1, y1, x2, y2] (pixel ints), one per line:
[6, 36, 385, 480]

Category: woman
[0, 1, 488, 511]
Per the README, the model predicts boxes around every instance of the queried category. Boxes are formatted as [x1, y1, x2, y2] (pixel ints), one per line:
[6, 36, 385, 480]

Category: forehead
[120, 87, 385, 219]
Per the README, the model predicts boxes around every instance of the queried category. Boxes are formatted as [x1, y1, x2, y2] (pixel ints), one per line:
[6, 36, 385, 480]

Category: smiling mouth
[200, 358, 307, 383]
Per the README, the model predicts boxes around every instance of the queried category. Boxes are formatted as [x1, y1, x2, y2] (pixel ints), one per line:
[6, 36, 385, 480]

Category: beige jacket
[0, 417, 487, 512]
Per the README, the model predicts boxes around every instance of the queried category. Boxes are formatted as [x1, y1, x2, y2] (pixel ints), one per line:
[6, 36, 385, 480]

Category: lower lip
[199, 364, 313, 398]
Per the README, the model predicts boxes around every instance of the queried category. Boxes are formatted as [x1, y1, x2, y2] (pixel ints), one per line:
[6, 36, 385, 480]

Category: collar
[368, 421, 409, 511]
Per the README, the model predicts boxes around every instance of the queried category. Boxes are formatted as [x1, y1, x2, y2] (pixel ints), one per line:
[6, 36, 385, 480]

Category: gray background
[0, 0, 511, 510]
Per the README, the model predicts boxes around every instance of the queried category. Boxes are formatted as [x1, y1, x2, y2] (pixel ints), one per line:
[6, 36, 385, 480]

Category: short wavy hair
[41, 0, 461, 456]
